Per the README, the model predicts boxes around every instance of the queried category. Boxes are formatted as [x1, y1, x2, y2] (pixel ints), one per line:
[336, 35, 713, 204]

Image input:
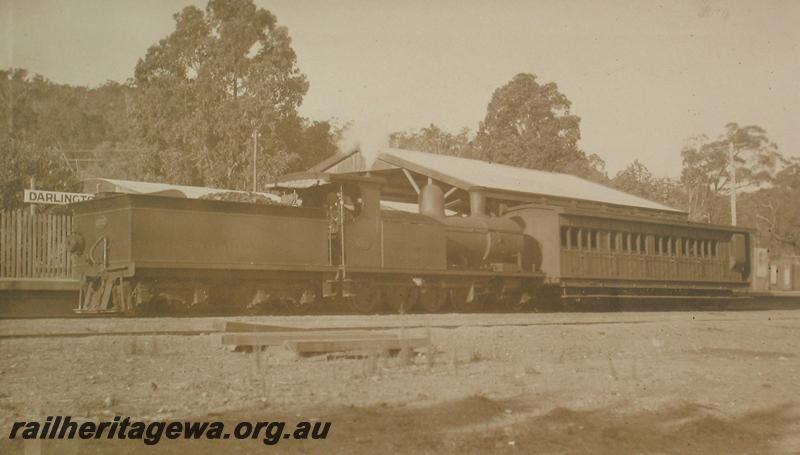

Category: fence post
[0, 210, 5, 277]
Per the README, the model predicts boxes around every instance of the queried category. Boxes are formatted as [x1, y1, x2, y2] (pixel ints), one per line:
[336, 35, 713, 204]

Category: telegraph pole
[29, 177, 35, 215]
[729, 141, 737, 226]
[252, 129, 259, 192]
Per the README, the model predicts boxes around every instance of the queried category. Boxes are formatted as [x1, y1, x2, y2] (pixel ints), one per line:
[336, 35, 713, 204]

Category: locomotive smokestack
[419, 181, 445, 218]
[469, 189, 487, 217]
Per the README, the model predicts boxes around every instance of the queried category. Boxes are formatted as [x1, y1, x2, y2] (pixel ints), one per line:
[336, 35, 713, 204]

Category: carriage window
[591, 230, 600, 250]
[711, 240, 718, 257]
[609, 232, 617, 251]
[622, 233, 630, 252]
[570, 228, 579, 249]
[655, 236, 662, 255]
[635, 234, 643, 254]
[560, 227, 569, 248]
[673, 237, 681, 256]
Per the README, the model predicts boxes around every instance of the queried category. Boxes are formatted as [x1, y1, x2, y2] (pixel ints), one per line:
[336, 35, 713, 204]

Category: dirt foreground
[1, 310, 799, 453]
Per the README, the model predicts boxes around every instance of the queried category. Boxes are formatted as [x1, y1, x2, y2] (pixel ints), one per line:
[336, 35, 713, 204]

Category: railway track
[2, 308, 799, 340]
[2, 294, 799, 319]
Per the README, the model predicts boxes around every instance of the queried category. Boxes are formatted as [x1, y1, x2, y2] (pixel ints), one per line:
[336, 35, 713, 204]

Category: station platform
[0, 279, 80, 317]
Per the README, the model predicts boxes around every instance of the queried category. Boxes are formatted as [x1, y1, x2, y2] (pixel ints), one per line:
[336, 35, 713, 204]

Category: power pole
[729, 141, 737, 226]
[252, 129, 259, 192]
[30, 177, 35, 215]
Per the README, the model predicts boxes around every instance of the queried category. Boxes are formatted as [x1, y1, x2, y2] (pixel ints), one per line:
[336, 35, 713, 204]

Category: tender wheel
[386, 286, 418, 313]
[280, 285, 318, 315]
[419, 287, 447, 313]
[246, 289, 275, 315]
[346, 282, 381, 314]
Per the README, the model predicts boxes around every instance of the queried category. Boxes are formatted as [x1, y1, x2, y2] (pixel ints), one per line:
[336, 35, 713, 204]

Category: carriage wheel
[419, 287, 447, 313]
[346, 282, 381, 314]
[386, 286, 418, 313]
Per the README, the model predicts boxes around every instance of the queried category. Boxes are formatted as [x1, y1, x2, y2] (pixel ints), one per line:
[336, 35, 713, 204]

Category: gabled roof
[374, 148, 683, 213]
[308, 149, 366, 173]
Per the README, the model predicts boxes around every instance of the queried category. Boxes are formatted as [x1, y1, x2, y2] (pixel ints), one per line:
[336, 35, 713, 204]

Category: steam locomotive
[71, 172, 547, 315]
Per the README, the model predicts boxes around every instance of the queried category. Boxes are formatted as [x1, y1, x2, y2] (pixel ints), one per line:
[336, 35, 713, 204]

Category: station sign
[23, 189, 94, 205]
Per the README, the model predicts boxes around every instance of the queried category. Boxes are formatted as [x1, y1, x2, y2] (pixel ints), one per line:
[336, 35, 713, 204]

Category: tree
[680, 123, 784, 223]
[388, 124, 472, 157]
[132, 0, 316, 190]
[0, 69, 121, 208]
[473, 73, 593, 177]
[611, 160, 685, 209]
[0, 139, 80, 209]
[739, 157, 800, 255]
[276, 117, 347, 171]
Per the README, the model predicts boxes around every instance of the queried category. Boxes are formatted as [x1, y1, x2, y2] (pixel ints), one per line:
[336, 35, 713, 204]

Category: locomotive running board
[560, 294, 752, 300]
[73, 308, 125, 315]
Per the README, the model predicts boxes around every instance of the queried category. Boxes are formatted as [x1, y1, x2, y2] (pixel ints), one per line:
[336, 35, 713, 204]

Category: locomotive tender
[71, 149, 753, 314]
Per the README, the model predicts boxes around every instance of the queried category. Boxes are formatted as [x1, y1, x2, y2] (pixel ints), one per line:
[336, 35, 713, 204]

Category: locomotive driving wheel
[386, 286, 418, 313]
[449, 286, 477, 312]
[419, 286, 447, 313]
[345, 282, 381, 314]
[502, 290, 531, 312]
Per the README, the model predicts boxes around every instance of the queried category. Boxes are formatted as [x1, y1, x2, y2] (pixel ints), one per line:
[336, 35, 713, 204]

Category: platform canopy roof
[368, 148, 683, 214]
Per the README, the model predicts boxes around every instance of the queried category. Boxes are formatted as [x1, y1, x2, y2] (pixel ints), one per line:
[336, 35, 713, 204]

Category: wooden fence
[0, 209, 73, 279]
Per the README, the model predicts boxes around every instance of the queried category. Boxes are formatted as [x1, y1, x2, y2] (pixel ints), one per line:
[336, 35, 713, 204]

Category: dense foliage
[388, 74, 608, 183]
[1, 0, 341, 209]
[132, 0, 325, 189]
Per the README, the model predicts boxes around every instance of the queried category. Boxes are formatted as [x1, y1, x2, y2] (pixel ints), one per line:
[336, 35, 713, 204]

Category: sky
[2, 0, 799, 177]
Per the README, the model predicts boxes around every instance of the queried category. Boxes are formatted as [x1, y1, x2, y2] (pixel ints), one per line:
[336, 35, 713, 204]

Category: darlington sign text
[24, 190, 94, 205]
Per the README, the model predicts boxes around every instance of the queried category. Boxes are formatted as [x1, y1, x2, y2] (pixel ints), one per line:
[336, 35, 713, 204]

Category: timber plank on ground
[220, 330, 399, 347]
[212, 320, 315, 333]
[285, 337, 431, 356]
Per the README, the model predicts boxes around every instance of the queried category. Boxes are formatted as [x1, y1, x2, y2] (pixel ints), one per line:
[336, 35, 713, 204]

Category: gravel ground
[1, 310, 799, 453]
